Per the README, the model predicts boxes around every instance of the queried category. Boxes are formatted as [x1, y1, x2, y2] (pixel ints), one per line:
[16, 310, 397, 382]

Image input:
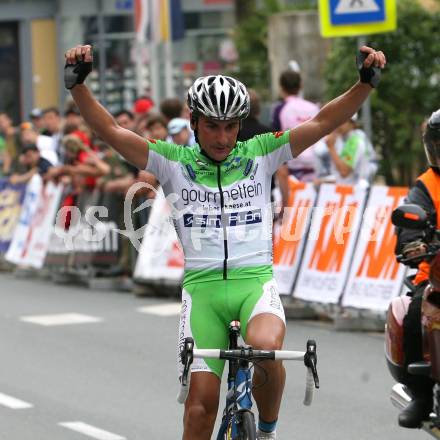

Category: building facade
[0, 0, 235, 123]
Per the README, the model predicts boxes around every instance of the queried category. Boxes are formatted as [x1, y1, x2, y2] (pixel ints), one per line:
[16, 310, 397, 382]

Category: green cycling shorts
[177, 276, 285, 378]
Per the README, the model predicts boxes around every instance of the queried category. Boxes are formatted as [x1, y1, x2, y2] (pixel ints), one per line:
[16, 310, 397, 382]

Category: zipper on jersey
[216, 164, 228, 280]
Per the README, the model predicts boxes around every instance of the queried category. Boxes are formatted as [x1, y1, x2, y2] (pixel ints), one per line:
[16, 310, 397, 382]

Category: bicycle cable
[249, 360, 269, 391]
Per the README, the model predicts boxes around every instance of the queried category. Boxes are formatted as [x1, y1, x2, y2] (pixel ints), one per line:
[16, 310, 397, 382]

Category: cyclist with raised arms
[64, 44, 386, 440]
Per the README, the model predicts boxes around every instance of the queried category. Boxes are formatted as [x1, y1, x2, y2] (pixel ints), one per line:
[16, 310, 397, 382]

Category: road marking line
[20, 313, 103, 326]
[0, 392, 33, 409]
[59, 422, 126, 440]
[137, 303, 181, 316]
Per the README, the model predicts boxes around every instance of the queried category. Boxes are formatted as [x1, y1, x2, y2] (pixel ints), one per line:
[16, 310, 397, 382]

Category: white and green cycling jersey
[145, 130, 293, 287]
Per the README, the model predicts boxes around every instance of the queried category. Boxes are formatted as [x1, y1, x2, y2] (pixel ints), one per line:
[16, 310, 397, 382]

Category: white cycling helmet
[187, 75, 250, 121]
[423, 109, 440, 169]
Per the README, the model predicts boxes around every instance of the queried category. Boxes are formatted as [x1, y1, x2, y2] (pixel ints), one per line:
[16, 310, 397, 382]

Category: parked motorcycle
[385, 204, 440, 437]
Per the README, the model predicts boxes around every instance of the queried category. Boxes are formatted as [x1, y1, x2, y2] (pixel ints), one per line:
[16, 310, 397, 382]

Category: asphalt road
[0, 273, 425, 440]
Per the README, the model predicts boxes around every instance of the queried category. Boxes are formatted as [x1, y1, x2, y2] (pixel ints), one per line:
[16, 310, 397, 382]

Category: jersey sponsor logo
[178, 298, 189, 362]
[185, 164, 197, 181]
[224, 157, 241, 168]
[183, 209, 262, 228]
[224, 157, 242, 173]
[181, 182, 262, 206]
[194, 169, 215, 176]
[270, 286, 281, 310]
[249, 163, 259, 181]
[195, 159, 209, 169]
[243, 159, 254, 177]
[180, 165, 195, 187]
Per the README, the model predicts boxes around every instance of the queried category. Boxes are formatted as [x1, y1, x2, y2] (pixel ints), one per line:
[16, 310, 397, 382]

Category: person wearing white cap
[29, 108, 49, 135]
[167, 117, 195, 146]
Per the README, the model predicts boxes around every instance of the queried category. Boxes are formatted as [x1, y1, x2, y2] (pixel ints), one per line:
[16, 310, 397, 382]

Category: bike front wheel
[237, 410, 256, 440]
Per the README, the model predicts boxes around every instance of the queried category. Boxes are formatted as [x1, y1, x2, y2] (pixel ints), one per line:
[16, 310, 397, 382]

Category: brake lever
[180, 337, 194, 387]
[397, 251, 439, 265]
[304, 340, 319, 389]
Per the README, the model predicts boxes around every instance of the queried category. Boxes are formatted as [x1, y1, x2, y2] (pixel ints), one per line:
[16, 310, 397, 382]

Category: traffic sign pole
[318, 0, 396, 141]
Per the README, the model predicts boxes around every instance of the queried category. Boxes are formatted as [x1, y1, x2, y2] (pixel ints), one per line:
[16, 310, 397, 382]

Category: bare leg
[245, 314, 286, 423]
[182, 371, 221, 440]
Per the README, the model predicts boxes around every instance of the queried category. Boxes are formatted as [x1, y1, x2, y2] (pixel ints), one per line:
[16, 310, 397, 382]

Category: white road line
[20, 313, 103, 326]
[137, 303, 181, 316]
[0, 392, 33, 409]
[59, 422, 126, 440]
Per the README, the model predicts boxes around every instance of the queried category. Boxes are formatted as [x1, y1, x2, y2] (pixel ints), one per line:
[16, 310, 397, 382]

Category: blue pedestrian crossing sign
[319, 0, 396, 38]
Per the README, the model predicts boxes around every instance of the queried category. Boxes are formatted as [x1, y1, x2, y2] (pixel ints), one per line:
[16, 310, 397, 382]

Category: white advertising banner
[5, 174, 42, 265]
[293, 184, 368, 304]
[6, 178, 63, 268]
[134, 189, 184, 283]
[273, 179, 316, 295]
[341, 186, 409, 311]
[19, 182, 63, 268]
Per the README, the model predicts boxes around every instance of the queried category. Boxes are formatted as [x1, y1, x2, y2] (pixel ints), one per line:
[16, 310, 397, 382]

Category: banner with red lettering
[341, 186, 408, 311]
[293, 184, 368, 303]
[273, 179, 316, 295]
[134, 188, 184, 283]
[6, 181, 63, 268]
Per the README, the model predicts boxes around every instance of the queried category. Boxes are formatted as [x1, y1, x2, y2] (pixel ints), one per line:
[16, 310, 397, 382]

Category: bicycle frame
[177, 321, 319, 439]
[216, 321, 254, 439]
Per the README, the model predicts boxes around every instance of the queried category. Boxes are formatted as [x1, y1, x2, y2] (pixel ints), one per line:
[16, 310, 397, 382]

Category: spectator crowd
[0, 69, 378, 274]
[0, 95, 202, 191]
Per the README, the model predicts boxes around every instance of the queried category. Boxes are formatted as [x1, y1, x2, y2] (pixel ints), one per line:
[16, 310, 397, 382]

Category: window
[0, 22, 20, 123]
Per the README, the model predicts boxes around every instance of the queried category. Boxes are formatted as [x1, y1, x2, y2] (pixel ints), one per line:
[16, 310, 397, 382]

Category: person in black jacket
[393, 111, 440, 429]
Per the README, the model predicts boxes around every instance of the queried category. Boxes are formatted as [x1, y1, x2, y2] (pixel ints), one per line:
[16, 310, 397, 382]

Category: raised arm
[289, 46, 386, 157]
[65, 45, 148, 169]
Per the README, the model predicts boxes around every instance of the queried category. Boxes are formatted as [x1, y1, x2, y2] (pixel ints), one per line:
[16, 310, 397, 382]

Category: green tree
[231, 0, 316, 98]
[324, 0, 440, 185]
[232, 0, 282, 98]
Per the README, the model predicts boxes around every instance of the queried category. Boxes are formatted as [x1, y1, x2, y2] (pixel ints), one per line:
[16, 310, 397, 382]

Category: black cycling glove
[64, 61, 93, 90]
[356, 51, 381, 88]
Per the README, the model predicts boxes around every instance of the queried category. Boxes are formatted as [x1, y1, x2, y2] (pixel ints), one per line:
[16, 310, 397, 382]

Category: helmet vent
[201, 93, 210, 108]
[219, 93, 226, 113]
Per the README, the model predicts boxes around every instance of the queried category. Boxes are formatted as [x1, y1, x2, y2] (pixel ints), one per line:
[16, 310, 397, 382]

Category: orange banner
[273, 179, 316, 295]
[293, 184, 368, 304]
[342, 186, 408, 311]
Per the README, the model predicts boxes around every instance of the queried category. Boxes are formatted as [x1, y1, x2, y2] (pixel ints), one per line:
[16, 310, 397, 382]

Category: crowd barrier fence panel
[341, 186, 409, 312]
[6, 175, 63, 269]
[292, 184, 368, 304]
[273, 179, 317, 295]
[0, 178, 26, 255]
[133, 188, 184, 285]
[0, 176, 412, 317]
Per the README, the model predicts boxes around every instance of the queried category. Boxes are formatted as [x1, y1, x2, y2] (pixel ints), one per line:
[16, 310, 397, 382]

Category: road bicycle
[178, 320, 319, 439]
